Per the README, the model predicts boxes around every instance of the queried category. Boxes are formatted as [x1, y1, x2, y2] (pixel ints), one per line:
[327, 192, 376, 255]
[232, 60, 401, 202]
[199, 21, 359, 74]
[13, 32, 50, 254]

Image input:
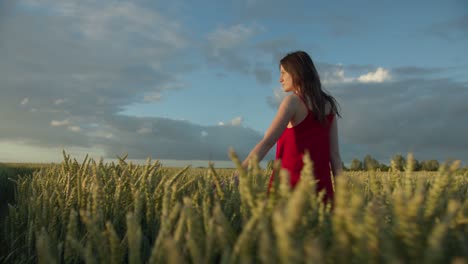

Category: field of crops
[1, 152, 467, 264]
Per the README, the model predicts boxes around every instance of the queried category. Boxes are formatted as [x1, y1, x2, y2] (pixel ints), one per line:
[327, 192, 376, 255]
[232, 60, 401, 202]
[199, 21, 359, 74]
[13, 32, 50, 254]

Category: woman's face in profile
[279, 65, 295, 92]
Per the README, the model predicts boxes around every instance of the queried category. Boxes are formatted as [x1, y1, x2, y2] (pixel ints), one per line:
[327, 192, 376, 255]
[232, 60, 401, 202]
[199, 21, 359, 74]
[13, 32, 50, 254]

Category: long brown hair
[280, 50, 341, 123]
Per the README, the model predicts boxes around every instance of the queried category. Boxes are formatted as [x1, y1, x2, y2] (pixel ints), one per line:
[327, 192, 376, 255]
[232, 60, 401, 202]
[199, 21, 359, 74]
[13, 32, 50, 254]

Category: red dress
[268, 105, 335, 204]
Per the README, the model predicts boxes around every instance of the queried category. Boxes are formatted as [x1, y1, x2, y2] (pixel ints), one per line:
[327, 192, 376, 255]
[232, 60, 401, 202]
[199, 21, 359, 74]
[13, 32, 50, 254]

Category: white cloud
[322, 68, 354, 85]
[89, 130, 114, 139]
[358, 67, 391, 83]
[54, 98, 66, 105]
[68, 126, 81, 132]
[20, 97, 29, 105]
[322, 66, 391, 85]
[207, 24, 259, 55]
[216, 116, 243, 127]
[50, 119, 70, 127]
[22, 1, 187, 49]
[230, 116, 243, 126]
[143, 92, 162, 102]
[137, 127, 152, 134]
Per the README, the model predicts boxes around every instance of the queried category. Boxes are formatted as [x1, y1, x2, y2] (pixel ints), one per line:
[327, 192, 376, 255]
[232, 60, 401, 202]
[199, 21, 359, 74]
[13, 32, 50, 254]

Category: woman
[240, 50, 342, 203]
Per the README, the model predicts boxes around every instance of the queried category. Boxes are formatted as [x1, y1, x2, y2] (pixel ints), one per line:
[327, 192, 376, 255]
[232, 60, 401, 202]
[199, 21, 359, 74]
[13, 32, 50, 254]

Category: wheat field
[1, 151, 467, 264]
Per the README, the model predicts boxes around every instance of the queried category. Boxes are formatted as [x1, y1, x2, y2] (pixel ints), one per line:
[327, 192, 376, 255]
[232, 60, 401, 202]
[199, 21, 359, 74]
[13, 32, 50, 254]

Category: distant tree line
[347, 154, 446, 172]
[266, 154, 467, 173]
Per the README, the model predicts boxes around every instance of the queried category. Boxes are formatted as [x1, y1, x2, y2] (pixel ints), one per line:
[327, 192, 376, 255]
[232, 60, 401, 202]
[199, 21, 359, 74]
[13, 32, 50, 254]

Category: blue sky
[1, 0, 467, 166]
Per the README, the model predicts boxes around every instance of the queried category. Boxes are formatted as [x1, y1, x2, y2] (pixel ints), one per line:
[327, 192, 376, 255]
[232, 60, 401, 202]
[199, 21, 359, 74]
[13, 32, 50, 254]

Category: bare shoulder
[281, 93, 301, 108]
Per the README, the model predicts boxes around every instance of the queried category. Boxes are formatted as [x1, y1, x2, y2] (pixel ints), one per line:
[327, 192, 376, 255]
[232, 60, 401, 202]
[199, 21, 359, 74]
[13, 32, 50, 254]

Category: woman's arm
[329, 116, 343, 177]
[241, 94, 298, 168]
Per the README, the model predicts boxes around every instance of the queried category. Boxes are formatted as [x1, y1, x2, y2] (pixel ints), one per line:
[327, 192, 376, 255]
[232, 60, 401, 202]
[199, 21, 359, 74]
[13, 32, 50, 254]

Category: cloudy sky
[1, 0, 467, 166]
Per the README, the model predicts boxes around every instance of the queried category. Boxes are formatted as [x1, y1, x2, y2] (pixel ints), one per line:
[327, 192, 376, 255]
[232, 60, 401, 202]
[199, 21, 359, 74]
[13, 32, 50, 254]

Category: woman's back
[268, 94, 335, 203]
[287, 94, 333, 128]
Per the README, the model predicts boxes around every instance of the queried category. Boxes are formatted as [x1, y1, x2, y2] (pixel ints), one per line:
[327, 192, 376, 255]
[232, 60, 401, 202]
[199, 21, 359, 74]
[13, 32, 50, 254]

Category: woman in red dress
[240, 50, 343, 204]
